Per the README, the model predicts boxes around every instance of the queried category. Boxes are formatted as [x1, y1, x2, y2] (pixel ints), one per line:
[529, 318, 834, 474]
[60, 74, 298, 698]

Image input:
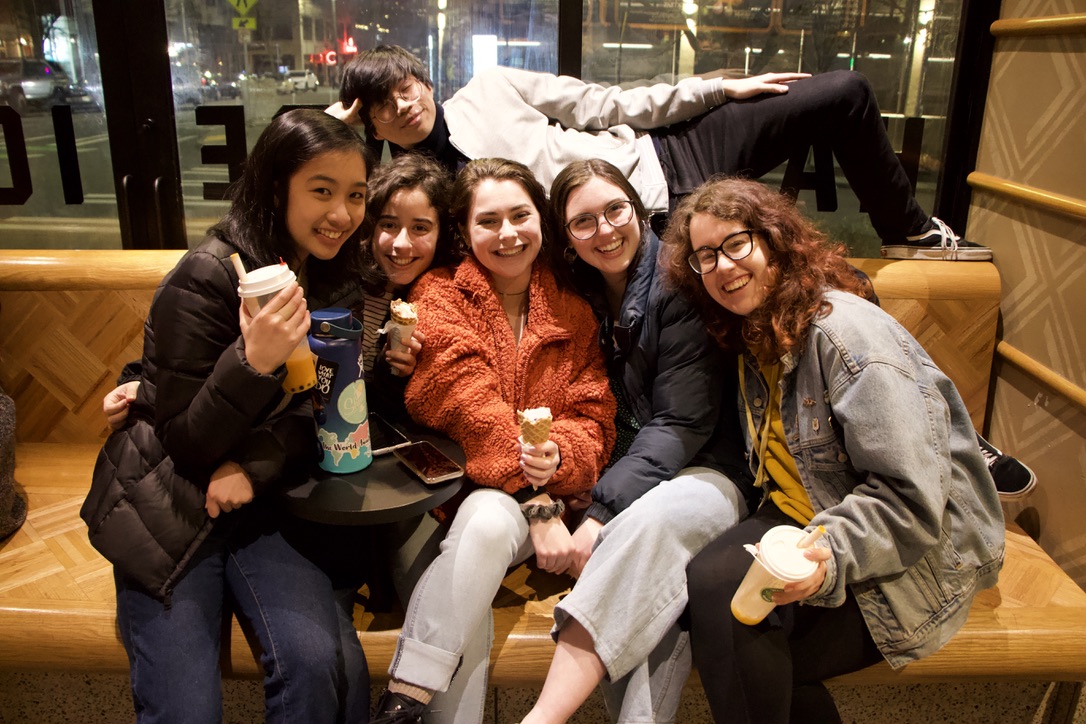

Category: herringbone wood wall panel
[968, 0, 1086, 589]
[0, 290, 152, 444]
[0, 260, 999, 445]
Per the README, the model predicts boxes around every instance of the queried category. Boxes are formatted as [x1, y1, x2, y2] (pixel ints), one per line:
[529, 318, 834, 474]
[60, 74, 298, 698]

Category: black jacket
[82, 236, 320, 599]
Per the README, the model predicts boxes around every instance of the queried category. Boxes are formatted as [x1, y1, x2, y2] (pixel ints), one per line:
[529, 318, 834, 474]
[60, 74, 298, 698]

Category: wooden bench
[2, 250, 1085, 694]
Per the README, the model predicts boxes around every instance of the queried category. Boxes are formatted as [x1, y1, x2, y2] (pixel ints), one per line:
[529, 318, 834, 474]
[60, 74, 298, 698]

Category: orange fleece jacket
[405, 257, 616, 510]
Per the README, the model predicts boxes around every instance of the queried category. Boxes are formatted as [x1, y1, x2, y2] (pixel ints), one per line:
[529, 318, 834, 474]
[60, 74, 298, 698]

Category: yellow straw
[230, 253, 248, 281]
[797, 525, 826, 548]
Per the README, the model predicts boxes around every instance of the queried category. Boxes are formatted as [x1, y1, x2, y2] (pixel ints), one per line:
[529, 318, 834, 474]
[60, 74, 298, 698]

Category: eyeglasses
[565, 200, 636, 240]
[687, 229, 757, 275]
[372, 79, 423, 124]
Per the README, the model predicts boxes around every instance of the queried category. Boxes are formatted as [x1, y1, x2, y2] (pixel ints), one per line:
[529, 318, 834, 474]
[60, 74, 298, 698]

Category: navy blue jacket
[581, 231, 749, 524]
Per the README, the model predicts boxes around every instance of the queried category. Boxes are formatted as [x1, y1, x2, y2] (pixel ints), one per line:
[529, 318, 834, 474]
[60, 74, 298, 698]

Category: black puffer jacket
[82, 236, 320, 599]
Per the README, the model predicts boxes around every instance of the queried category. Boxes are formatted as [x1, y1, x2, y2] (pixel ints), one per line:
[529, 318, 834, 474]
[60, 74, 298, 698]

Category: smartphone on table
[368, 412, 411, 456]
[394, 441, 464, 485]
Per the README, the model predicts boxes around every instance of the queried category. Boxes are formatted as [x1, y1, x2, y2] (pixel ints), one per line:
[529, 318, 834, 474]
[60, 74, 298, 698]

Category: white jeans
[554, 467, 748, 723]
[390, 488, 535, 724]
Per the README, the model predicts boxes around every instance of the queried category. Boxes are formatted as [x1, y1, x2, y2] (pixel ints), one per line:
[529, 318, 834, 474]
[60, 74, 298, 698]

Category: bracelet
[520, 499, 565, 522]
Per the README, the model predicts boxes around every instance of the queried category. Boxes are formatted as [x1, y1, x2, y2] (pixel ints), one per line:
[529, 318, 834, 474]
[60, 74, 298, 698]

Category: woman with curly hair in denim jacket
[655, 177, 1004, 723]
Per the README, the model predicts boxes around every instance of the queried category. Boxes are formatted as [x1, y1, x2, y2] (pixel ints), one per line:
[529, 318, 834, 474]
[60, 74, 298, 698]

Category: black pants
[653, 70, 928, 243]
[686, 504, 883, 724]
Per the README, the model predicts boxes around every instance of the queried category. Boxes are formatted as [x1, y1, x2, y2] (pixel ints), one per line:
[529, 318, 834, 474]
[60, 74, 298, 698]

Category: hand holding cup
[773, 545, 830, 605]
[240, 282, 311, 375]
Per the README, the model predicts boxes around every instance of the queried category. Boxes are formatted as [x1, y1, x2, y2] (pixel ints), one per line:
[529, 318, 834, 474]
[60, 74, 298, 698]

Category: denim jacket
[739, 290, 1004, 668]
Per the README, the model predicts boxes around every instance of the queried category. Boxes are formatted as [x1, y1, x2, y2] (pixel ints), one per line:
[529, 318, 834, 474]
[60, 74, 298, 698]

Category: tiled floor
[1, 672, 1082, 723]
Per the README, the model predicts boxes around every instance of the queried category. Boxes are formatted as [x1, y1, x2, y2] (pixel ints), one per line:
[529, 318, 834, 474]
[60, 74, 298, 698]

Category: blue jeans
[115, 505, 368, 723]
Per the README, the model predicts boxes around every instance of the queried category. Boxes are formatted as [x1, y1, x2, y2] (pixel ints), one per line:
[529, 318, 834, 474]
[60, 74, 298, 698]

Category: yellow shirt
[747, 358, 814, 525]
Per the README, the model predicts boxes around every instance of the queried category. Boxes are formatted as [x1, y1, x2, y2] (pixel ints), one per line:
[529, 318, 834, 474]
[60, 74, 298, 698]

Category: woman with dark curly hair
[659, 177, 1004, 723]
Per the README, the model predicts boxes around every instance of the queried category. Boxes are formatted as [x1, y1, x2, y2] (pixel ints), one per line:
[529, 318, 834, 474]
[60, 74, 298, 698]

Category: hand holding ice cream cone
[379, 299, 420, 376]
[518, 407, 558, 489]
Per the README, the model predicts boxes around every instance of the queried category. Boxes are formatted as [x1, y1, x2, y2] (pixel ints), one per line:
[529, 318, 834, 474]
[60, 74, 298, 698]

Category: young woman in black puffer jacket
[82, 109, 375, 723]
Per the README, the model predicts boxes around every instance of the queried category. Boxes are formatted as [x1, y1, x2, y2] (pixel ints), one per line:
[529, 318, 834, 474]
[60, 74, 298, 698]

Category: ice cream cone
[389, 299, 418, 326]
[518, 407, 552, 446]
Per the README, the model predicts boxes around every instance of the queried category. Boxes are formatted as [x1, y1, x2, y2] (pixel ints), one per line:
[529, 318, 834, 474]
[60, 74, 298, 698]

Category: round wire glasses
[565, 200, 636, 240]
[373, 78, 423, 124]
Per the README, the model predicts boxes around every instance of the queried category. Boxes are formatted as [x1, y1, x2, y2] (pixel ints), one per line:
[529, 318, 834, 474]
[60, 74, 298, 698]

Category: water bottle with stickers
[309, 308, 372, 473]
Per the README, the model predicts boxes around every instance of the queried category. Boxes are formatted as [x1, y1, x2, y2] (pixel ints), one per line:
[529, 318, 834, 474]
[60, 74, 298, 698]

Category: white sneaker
[881, 217, 993, 261]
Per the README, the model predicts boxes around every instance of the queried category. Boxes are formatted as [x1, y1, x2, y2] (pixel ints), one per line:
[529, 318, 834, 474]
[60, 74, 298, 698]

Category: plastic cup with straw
[730, 525, 825, 626]
[232, 253, 317, 394]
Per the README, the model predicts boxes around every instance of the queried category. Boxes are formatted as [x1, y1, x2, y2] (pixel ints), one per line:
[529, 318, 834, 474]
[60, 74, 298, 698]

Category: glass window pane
[580, 0, 963, 257]
[344, 0, 560, 101]
[0, 5, 116, 249]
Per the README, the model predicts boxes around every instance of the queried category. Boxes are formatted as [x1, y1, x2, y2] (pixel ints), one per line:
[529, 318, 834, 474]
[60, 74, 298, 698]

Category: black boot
[372, 689, 427, 723]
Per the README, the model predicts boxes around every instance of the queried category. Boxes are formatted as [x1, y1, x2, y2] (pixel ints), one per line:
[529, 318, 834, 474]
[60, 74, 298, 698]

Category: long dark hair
[358, 152, 457, 292]
[662, 177, 872, 362]
[449, 158, 562, 282]
[340, 45, 432, 140]
[210, 109, 374, 300]
[548, 159, 649, 296]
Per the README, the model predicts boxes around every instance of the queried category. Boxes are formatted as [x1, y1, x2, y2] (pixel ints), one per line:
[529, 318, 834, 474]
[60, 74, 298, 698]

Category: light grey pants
[390, 488, 536, 724]
[554, 467, 748, 723]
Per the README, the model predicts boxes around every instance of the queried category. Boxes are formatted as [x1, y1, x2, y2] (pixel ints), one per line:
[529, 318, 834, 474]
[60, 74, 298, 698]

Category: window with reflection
[0, 1, 113, 249]
[1, 0, 962, 256]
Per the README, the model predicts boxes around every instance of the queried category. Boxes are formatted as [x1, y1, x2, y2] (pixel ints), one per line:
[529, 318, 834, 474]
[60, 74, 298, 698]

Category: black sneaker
[977, 434, 1037, 499]
[881, 217, 993, 261]
[372, 689, 427, 724]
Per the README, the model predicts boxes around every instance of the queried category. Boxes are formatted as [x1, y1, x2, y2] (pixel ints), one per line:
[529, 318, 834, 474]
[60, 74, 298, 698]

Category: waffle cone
[518, 415, 552, 445]
[389, 299, 418, 326]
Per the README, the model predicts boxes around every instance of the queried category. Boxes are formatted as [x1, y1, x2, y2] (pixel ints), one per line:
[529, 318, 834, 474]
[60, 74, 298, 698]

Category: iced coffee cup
[731, 525, 821, 626]
[237, 262, 317, 394]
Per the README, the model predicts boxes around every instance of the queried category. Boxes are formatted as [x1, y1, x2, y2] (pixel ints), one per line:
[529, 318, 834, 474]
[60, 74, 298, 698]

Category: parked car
[0, 59, 70, 114]
[168, 65, 219, 106]
[59, 83, 101, 112]
[214, 74, 242, 99]
[277, 69, 318, 94]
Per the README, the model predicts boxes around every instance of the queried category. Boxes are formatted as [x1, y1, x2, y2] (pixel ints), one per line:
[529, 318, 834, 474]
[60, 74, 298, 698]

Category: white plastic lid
[758, 525, 820, 582]
[237, 263, 295, 297]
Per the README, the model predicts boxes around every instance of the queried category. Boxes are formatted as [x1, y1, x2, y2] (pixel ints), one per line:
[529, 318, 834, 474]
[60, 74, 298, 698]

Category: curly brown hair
[661, 177, 872, 362]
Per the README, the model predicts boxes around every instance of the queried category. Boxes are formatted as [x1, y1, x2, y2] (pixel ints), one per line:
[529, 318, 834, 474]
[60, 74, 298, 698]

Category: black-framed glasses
[687, 229, 757, 275]
[565, 200, 636, 240]
[372, 78, 423, 124]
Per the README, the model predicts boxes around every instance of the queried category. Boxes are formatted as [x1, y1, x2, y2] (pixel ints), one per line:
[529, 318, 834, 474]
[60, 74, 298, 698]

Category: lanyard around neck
[739, 353, 772, 491]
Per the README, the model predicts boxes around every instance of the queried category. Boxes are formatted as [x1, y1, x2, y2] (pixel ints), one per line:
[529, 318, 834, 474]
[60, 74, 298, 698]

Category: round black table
[280, 425, 465, 526]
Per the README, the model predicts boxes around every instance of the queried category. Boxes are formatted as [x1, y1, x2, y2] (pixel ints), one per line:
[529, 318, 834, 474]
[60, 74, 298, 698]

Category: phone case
[394, 441, 464, 485]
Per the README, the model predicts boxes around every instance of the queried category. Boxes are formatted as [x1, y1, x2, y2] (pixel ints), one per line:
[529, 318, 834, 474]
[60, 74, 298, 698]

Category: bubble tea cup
[731, 525, 823, 626]
[237, 261, 317, 394]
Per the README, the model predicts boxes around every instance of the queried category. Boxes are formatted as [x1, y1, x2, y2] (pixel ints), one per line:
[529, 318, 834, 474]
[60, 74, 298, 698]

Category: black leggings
[686, 504, 883, 723]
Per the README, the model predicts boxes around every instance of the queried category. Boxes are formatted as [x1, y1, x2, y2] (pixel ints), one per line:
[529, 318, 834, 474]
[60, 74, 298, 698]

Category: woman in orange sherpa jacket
[372, 158, 616, 724]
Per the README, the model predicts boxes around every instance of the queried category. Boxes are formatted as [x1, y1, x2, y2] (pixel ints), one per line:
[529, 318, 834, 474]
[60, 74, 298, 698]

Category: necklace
[499, 291, 529, 345]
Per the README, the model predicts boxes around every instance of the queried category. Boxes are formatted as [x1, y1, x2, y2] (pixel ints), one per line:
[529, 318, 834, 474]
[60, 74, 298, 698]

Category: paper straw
[797, 525, 826, 548]
[230, 253, 248, 281]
